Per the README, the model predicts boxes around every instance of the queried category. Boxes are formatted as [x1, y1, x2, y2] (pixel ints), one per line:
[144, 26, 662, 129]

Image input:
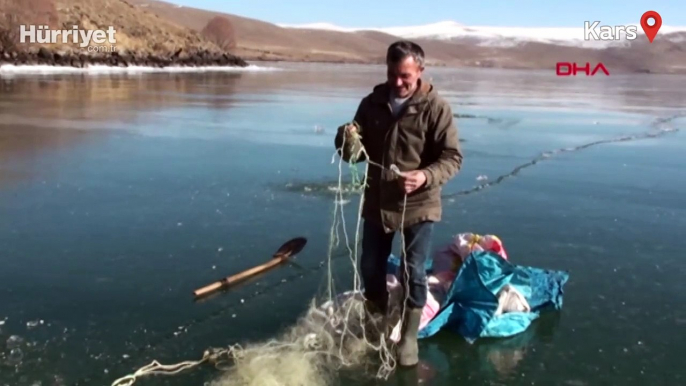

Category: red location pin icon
[640, 11, 662, 43]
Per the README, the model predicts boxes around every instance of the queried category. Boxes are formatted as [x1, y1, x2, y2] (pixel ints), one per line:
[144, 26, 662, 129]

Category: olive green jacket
[334, 79, 463, 233]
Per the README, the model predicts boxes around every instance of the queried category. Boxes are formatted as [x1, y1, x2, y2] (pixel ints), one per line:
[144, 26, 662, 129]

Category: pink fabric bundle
[386, 233, 510, 342]
[451, 233, 508, 261]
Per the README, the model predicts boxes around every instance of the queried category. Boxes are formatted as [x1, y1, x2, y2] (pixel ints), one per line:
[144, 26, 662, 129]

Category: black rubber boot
[396, 307, 422, 367]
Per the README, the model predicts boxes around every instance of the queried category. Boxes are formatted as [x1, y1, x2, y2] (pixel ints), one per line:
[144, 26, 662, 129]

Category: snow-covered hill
[278, 20, 686, 49]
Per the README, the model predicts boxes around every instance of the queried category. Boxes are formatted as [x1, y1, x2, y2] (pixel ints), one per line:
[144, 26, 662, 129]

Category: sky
[167, 0, 684, 28]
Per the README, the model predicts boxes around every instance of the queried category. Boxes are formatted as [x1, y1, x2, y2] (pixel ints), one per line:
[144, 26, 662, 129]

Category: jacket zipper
[381, 101, 404, 231]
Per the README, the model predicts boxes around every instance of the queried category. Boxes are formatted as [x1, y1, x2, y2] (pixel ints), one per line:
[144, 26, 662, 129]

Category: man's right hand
[335, 122, 365, 163]
[343, 123, 358, 137]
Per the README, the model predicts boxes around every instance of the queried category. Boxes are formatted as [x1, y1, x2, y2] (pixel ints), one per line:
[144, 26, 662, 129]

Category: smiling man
[334, 40, 463, 367]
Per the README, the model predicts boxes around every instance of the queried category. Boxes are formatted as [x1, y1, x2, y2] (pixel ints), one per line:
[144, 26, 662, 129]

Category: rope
[106, 112, 685, 386]
[110, 347, 238, 386]
[332, 124, 413, 379]
[108, 124, 415, 385]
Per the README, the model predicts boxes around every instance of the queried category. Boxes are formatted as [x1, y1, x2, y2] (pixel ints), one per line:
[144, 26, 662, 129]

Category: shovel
[193, 237, 308, 298]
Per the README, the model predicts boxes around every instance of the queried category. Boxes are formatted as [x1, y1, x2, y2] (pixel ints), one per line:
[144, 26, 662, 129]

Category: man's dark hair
[386, 40, 425, 68]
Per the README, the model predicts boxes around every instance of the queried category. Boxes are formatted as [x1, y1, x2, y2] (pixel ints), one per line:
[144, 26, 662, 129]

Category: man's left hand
[397, 170, 427, 194]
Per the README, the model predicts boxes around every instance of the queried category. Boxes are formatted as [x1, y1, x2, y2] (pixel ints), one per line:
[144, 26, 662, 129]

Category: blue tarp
[387, 250, 569, 343]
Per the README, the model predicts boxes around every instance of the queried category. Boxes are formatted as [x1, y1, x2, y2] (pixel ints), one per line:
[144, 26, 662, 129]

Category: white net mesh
[111, 128, 408, 386]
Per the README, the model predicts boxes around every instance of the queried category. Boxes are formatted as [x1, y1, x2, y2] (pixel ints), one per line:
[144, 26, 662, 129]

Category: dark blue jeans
[360, 219, 434, 310]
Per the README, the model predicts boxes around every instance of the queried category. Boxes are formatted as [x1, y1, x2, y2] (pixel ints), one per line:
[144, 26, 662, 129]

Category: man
[334, 40, 463, 367]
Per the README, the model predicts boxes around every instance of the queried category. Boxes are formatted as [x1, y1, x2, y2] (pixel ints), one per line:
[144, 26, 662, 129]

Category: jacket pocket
[395, 114, 429, 168]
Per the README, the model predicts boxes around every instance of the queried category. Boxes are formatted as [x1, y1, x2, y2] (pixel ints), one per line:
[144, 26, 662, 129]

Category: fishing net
[106, 111, 686, 386]
[111, 126, 409, 386]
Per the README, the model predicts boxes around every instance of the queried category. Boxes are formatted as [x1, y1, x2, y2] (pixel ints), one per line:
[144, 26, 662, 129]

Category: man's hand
[346, 124, 362, 143]
[338, 123, 359, 139]
[397, 170, 427, 194]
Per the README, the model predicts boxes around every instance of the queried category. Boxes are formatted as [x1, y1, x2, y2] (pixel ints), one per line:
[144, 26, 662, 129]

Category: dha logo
[19, 25, 117, 52]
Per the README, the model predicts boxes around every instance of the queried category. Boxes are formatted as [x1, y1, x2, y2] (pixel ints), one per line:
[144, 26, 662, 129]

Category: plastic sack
[451, 233, 508, 261]
[494, 284, 531, 316]
[432, 233, 508, 280]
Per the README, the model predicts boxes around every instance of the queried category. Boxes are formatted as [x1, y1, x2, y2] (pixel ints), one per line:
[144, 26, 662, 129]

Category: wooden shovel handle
[193, 237, 307, 298]
[193, 257, 286, 297]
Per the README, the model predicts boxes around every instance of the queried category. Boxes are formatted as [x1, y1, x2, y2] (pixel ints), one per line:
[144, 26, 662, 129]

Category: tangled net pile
[112, 126, 407, 386]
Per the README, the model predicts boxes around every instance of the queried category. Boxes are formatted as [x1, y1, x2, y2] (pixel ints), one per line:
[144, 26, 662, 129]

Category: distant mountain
[101, 0, 686, 73]
[279, 20, 686, 50]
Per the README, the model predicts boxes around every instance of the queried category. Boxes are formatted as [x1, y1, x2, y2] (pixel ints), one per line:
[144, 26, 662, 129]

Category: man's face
[387, 55, 423, 98]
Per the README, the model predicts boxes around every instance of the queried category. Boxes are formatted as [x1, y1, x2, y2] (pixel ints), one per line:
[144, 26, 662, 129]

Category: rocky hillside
[0, 0, 247, 67]
[126, 0, 398, 64]
[2, 0, 684, 73]
[126, 0, 686, 74]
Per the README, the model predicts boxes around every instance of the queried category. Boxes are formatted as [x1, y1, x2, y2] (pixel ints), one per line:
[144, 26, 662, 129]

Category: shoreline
[0, 50, 681, 75]
[0, 47, 249, 70]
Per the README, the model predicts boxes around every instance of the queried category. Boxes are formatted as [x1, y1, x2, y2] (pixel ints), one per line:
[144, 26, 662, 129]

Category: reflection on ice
[0, 64, 282, 77]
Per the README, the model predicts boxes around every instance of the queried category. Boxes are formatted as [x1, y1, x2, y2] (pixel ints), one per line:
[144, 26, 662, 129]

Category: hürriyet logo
[19, 25, 117, 52]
